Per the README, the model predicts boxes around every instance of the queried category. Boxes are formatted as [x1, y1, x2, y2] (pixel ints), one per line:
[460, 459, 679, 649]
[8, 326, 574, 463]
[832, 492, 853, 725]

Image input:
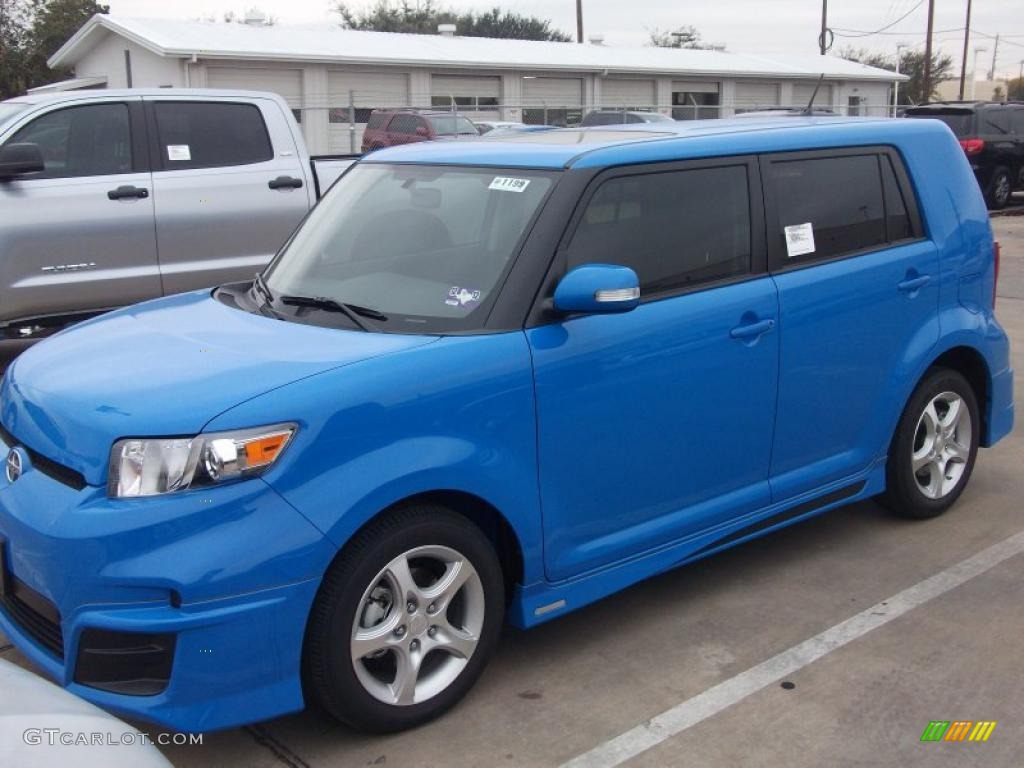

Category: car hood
[0, 291, 437, 486]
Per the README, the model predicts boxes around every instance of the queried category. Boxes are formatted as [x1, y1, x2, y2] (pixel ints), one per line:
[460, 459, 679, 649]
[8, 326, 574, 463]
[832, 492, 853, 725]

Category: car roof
[2, 87, 289, 107]
[363, 116, 953, 170]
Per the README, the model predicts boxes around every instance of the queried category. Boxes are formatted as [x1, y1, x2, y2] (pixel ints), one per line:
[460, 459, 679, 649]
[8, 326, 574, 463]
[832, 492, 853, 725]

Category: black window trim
[145, 100, 275, 172]
[6, 99, 148, 180]
[761, 145, 926, 275]
[524, 155, 767, 327]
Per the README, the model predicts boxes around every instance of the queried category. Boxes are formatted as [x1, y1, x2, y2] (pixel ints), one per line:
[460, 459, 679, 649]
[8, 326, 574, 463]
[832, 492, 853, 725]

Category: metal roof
[361, 117, 945, 170]
[50, 15, 906, 83]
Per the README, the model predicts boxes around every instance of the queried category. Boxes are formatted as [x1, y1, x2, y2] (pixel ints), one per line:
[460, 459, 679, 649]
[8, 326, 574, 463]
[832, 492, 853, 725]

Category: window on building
[567, 165, 752, 295]
[154, 102, 272, 169]
[291, 109, 302, 124]
[672, 91, 720, 120]
[771, 154, 886, 262]
[10, 103, 133, 178]
[430, 95, 499, 112]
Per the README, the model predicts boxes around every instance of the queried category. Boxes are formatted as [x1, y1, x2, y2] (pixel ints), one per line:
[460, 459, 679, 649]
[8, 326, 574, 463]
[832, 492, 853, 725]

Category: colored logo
[5, 448, 22, 484]
[920, 721, 997, 742]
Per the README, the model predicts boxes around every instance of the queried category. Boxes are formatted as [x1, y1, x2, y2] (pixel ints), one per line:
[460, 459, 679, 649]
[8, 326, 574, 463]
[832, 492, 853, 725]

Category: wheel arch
[916, 343, 993, 444]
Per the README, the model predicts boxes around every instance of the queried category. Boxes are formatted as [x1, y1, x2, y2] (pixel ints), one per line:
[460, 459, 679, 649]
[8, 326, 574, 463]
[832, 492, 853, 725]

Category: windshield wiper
[279, 295, 388, 331]
[251, 273, 284, 318]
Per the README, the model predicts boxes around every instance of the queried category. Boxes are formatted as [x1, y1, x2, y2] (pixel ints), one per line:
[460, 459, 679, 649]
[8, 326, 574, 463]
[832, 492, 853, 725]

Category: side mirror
[553, 264, 640, 314]
[415, 126, 429, 137]
[0, 142, 45, 179]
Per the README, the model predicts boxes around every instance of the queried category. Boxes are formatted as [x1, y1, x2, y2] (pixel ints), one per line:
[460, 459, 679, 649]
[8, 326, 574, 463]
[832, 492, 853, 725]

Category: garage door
[431, 75, 501, 119]
[792, 81, 833, 108]
[327, 70, 410, 152]
[206, 67, 302, 107]
[522, 77, 584, 126]
[734, 81, 780, 111]
[601, 78, 656, 109]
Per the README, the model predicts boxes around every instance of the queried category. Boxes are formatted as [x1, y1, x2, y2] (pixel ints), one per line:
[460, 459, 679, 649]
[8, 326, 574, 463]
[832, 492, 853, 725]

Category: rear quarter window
[153, 101, 273, 170]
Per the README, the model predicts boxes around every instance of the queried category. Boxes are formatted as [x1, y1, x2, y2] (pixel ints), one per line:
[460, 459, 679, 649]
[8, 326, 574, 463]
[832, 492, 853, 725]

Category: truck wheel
[986, 167, 1012, 209]
[304, 503, 504, 732]
[880, 367, 979, 519]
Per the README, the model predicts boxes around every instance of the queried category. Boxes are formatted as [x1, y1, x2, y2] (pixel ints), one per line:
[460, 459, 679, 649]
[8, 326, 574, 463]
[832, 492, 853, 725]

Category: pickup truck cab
[0, 118, 1013, 734]
[0, 89, 354, 365]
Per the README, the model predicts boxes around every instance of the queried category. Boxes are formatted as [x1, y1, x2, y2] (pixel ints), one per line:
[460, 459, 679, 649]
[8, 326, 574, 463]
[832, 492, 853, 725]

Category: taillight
[993, 241, 1000, 308]
[959, 138, 985, 156]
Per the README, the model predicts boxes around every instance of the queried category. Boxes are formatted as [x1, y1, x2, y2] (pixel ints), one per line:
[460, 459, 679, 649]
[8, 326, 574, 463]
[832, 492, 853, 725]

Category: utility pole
[576, 0, 583, 44]
[958, 0, 973, 100]
[988, 34, 999, 80]
[922, 0, 936, 104]
[819, 0, 828, 55]
[894, 43, 908, 115]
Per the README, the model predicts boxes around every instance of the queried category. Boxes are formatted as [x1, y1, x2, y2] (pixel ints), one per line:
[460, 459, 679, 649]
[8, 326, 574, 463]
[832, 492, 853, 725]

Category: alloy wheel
[911, 391, 973, 500]
[350, 545, 485, 706]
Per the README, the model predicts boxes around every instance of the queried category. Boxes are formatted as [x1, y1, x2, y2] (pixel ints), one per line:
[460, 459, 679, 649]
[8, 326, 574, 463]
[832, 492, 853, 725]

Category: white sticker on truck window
[784, 222, 816, 258]
[489, 177, 530, 193]
[167, 144, 191, 162]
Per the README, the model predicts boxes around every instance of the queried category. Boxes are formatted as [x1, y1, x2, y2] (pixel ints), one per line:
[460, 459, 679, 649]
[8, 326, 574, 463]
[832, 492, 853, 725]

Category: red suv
[361, 109, 480, 153]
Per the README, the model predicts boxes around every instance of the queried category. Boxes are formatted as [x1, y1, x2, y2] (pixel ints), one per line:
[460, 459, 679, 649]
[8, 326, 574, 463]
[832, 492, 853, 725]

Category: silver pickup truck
[0, 89, 356, 365]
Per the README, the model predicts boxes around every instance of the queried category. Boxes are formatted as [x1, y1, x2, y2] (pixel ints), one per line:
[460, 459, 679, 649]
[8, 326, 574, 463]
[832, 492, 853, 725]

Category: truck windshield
[427, 115, 480, 136]
[904, 108, 974, 137]
[0, 103, 30, 129]
[265, 164, 557, 333]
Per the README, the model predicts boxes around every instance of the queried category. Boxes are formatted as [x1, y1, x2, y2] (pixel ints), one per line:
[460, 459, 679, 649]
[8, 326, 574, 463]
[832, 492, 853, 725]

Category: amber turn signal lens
[244, 433, 290, 468]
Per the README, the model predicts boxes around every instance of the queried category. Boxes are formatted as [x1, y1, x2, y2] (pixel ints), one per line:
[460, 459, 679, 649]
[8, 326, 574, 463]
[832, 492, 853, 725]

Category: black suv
[904, 101, 1024, 209]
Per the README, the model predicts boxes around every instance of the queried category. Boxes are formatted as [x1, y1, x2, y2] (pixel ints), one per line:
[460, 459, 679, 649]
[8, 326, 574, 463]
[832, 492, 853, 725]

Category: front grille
[0, 577, 64, 659]
[0, 422, 88, 491]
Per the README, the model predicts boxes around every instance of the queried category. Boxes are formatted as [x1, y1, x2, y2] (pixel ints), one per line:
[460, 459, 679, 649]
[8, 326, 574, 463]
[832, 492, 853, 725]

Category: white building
[44, 14, 904, 154]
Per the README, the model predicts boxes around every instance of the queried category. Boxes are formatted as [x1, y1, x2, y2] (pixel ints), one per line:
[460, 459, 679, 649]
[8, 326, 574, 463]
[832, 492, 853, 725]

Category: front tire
[881, 367, 980, 519]
[304, 503, 505, 732]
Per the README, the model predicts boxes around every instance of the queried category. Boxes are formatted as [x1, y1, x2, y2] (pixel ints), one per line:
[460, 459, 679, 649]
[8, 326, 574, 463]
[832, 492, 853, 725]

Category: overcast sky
[107, 0, 1024, 77]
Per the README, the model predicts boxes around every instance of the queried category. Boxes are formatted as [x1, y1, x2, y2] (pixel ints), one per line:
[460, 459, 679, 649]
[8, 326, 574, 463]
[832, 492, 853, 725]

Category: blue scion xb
[0, 118, 1013, 733]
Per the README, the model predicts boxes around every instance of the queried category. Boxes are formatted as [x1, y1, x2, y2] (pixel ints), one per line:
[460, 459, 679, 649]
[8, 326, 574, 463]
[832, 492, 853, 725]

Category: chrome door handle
[897, 275, 931, 293]
[730, 318, 775, 340]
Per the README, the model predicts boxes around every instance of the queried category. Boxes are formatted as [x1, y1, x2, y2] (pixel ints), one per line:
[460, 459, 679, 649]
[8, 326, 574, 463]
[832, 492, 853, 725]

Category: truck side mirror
[0, 142, 45, 180]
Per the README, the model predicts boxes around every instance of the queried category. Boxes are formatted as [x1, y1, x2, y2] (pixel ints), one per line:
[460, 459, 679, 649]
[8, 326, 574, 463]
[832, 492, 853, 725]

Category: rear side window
[771, 154, 885, 262]
[153, 102, 272, 169]
[1011, 108, 1024, 134]
[982, 108, 1011, 135]
[880, 156, 913, 242]
[388, 114, 421, 135]
[9, 103, 132, 178]
[366, 113, 389, 130]
[567, 165, 751, 295]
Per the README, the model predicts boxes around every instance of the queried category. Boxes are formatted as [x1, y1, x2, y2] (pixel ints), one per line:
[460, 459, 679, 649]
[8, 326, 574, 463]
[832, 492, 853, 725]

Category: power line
[831, 0, 924, 38]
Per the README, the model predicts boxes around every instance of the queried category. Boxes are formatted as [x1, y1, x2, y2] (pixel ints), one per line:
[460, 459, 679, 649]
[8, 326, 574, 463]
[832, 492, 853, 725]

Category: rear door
[0, 98, 159, 327]
[145, 96, 311, 295]
[528, 158, 779, 581]
[762, 148, 938, 501]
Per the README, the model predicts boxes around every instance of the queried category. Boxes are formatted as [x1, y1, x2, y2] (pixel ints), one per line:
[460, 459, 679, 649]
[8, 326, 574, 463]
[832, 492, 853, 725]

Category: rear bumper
[985, 365, 1014, 447]
[0, 453, 334, 732]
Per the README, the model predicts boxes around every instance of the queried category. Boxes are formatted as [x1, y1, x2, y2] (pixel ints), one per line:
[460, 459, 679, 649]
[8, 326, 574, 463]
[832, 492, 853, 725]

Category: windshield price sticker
[784, 222, 816, 258]
[489, 177, 531, 193]
[167, 144, 192, 162]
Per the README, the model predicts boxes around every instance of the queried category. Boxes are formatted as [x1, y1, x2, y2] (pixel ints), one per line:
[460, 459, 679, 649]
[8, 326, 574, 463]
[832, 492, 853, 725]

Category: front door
[0, 99, 160, 327]
[527, 159, 779, 581]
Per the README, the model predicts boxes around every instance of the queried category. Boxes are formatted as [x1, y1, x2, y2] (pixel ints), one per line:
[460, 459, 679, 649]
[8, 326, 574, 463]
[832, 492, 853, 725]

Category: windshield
[904, 109, 974, 137]
[0, 103, 30, 130]
[427, 115, 479, 136]
[265, 164, 557, 332]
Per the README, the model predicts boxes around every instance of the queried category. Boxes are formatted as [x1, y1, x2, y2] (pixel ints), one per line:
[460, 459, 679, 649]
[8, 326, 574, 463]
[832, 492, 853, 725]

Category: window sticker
[489, 176, 531, 193]
[784, 222, 816, 258]
[445, 286, 482, 309]
[167, 144, 191, 162]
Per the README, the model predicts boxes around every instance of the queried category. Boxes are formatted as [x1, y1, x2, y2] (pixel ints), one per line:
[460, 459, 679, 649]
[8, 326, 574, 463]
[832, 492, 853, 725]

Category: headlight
[108, 424, 296, 498]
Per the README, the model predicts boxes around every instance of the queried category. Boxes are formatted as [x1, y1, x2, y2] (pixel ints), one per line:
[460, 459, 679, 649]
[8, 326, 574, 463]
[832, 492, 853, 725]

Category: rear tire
[986, 167, 1012, 209]
[303, 503, 504, 733]
[880, 367, 980, 519]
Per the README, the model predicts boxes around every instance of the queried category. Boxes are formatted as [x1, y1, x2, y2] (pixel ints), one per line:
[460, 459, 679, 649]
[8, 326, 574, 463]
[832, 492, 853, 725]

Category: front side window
[8, 103, 132, 178]
[567, 165, 751, 295]
[426, 115, 479, 136]
[153, 102, 272, 170]
[265, 164, 557, 332]
[771, 154, 885, 262]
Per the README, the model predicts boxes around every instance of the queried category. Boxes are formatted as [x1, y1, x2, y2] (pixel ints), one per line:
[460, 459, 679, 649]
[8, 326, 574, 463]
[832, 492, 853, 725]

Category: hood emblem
[5, 448, 22, 484]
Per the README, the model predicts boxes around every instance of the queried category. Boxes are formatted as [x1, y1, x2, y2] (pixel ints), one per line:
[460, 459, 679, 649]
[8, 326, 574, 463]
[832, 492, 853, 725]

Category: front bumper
[0, 443, 334, 732]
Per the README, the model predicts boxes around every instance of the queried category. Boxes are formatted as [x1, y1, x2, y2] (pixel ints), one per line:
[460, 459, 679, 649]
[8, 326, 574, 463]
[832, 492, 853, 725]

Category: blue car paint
[0, 116, 1013, 732]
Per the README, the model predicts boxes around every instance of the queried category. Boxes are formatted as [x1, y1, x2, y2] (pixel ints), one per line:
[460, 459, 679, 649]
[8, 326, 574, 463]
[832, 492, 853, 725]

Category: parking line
[562, 529, 1024, 768]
